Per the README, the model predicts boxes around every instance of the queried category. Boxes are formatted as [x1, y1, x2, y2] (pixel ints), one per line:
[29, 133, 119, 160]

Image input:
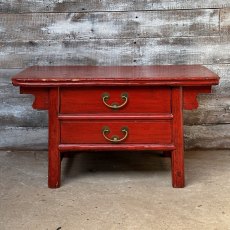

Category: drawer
[61, 120, 172, 144]
[60, 87, 171, 114]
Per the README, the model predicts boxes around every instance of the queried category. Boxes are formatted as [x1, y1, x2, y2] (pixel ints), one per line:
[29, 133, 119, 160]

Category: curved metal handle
[102, 92, 128, 109]
[102, 126, 128, 143]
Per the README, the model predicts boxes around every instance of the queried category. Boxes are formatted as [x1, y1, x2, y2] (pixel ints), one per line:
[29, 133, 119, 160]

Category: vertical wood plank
[171, 87, 185, 188]
[48, 87, 61, 188]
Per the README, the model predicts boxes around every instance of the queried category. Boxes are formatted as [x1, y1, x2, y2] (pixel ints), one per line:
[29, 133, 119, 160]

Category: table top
[12, 65, 219, 87]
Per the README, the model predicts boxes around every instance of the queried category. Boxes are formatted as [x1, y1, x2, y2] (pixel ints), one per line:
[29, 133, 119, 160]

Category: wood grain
[220, 8, 230, 34]
[0, 40, 135, 68]
[0, 0, 229, 13]
[135, 36, 230, 65]
[1, 36, 230, 68]
[0, 10, 219, 41]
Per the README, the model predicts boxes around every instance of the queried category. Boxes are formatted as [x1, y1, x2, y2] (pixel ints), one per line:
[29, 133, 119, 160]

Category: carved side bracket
[20, 87, 49, 110]
[183, 86, 211, 110]
[19, 86, 212, 111]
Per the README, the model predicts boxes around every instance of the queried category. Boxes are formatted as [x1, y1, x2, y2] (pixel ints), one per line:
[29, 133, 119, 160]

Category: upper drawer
[60, 87, 171, 114]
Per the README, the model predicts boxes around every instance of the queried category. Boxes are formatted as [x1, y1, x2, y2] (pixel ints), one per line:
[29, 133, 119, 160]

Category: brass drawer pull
[102, 126, 128, 143]
[102, 92, 128, 109]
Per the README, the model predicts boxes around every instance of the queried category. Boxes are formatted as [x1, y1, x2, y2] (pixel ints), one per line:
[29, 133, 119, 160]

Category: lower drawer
[61, 120, 172, 144]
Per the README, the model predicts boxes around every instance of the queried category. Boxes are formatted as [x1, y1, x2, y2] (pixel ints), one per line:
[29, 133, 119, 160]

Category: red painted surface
[12, 65, 219, 86]
[48, 88, 61, 188]
[171, 87, 185, 188]
[61, 120, 172, 144]
[58, 114, 173, 120]
[183, 86, 212, 110]
[60, 86, 171, 114]
[59, 144, 176, 151]
[11, 65, 219, 188]
[20, 87, 49, 110]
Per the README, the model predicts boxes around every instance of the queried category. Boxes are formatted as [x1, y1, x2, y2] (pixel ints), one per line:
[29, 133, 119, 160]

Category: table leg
[171, 149, 184, 188]
[48, 88, 61, 188]
[48, 148, 61, 188]
[171, 87, 185, 188]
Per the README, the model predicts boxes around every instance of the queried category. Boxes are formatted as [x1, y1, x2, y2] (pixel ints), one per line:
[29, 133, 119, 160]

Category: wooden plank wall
[0, 1, 230, 150]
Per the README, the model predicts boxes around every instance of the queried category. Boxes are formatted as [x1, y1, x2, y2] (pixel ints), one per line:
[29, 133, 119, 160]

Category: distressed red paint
[12, 65, 219, 188]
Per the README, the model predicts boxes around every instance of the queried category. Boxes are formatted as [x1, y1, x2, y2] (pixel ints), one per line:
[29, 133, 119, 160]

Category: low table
[12, 65, 219, 188]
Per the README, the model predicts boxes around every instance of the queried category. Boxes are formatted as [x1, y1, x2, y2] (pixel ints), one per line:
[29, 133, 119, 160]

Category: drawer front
[60, 87, 171, 114]
[61, 120, 172, 144]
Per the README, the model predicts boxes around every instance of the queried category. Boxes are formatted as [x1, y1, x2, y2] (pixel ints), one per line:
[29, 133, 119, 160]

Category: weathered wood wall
[0, 1, 230, 150]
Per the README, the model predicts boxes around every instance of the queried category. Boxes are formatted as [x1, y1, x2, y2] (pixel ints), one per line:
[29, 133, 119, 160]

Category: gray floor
[0, 150, 230, 230]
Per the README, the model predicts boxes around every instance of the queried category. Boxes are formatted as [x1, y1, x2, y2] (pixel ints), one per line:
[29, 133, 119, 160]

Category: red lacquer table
[12, 65, 219, 188]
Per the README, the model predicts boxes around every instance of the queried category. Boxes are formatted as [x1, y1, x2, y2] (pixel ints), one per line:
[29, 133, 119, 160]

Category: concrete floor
[0, 150, 230, 230]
